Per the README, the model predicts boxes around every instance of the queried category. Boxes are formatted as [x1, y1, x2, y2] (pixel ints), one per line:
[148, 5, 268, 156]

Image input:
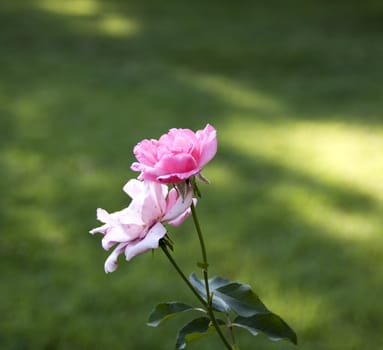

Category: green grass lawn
[1, 0, 383, 349]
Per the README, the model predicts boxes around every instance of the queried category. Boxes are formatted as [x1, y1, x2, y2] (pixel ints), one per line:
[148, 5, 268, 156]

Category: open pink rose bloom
[90, 179, 193, 273]
[131, 124, 217, 184]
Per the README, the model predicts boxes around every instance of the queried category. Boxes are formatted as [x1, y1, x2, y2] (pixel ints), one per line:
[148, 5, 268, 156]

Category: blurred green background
[1, 0, 382, 349]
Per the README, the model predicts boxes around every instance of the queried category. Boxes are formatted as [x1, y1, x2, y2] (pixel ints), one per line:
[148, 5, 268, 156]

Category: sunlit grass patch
[37, 0, 100, 17]
[97, 14, 140, 36]
[37, 0, 140, 37]
[221, 118, 383, 200]
[217, 117, 383, 244]
[204, 162, 238, 188]
[270, 181, 381, 240]
[178, 71, 282, 113]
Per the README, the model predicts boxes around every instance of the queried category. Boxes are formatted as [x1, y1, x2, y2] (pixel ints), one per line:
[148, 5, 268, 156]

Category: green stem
[226, 316, 239, 350]
[160, 241, 207, 308]
[190, 202, 234, 350]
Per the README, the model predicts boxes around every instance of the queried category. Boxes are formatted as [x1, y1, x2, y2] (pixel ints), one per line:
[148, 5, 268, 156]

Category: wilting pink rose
[90, 179, 194, 273]
[131, 124, 217, 184]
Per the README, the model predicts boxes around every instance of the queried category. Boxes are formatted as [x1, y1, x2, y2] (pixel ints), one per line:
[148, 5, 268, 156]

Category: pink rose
[90, 179, 194, 273]
[131, 124, 217, 184]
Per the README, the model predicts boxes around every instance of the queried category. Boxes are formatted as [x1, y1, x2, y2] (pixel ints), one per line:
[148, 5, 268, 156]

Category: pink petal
[118, 205, 145, 226]
[136, 181, 166, 224]
[124, 222, 167, 261]
[196, 124, 217, 167]
[157, 168, 201, 183]
[162, 186, 193, 223]
[165, 188, 178, 212]
[96, 208, 111, 224]
[123, 179, 144, 198]
[156, 153, 198, 175]
[147, 181, 168, 215]
[101, 224, 145, 250]
[130, 162, 160, 182]
[161, 128, 196, 152]
[89, 223, 108, 235]
[101, 226, 126, 250]
[133, 139, 159, 166]
[167, 208, 191, 226]
[104, 243, 126, 273]
[167, 198, 197, 227]
[130, 162, 146, 172]
[89, 208, 114, 235]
